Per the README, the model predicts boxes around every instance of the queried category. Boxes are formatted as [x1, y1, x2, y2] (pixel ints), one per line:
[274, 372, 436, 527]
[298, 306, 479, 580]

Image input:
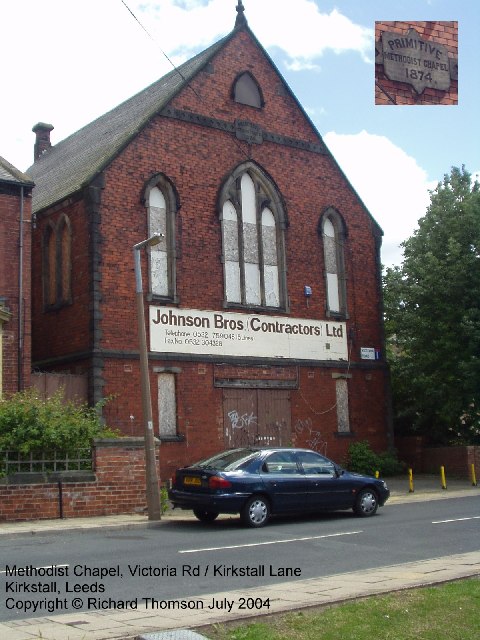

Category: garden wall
[0, 438, 159, 522]
[395, 437, 479, 480]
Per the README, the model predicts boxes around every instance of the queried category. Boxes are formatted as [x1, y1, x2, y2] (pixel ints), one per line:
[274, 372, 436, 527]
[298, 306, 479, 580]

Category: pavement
[0, 475, 479, 640]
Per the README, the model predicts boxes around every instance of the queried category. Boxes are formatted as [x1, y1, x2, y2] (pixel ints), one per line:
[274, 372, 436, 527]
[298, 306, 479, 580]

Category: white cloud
[247, 4, 373, 68]
[1, 0, 372, 171]
[136, 1, 374, 69]
[286, 60, 321, 72]
[324, 130, 436, 267]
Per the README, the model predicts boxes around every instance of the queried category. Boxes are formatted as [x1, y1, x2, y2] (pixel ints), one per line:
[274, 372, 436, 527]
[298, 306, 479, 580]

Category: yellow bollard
[375, 470, 379, 478]
[408, 468, 414, 493]
[471, 464, 477, 487]
[440, 465, 447, 490]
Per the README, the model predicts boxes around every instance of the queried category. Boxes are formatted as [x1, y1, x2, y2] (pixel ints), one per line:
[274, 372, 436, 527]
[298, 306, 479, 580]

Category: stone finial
[235, 0, 247, 28]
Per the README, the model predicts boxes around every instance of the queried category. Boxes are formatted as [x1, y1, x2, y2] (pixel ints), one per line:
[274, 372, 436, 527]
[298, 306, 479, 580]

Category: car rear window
[192, 449, 260, 471]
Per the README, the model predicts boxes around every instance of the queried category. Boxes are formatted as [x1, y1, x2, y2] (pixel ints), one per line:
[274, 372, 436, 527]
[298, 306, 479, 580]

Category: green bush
[345, 441, 404, 477]
[0, 389, 119, 454]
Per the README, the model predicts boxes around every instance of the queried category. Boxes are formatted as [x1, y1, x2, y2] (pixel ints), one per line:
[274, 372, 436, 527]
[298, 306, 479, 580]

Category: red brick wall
[422, 446, 479, 480]
[31, 197, 91, 365]
[395, 437, 479, 480]
[375, 21, 458, 105]
[0, 439, 158, 522]
[97, 29, 383, 343]
[0, 189, 32, 393]
[30, 28, 390, 477]
[395, 436, 425, 471]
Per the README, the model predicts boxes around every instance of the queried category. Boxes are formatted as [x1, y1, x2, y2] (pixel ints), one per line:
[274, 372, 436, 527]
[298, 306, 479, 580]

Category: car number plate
[184, 476, 201, 486]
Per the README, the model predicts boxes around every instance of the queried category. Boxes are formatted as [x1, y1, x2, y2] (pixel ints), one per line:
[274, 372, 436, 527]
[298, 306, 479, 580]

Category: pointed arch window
[45, 222, 56, 307]
[144, 173, 178, 301]
[219, 163, 287, 310]
[232, 72, 264, 108]
[320, 208, 347, 317]
[42, 215, 72, 310]
[58, 215, 72, 305]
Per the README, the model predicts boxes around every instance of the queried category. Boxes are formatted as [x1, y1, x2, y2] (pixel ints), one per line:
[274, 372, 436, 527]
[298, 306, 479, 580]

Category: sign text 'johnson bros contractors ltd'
[149, 307, 347, 361]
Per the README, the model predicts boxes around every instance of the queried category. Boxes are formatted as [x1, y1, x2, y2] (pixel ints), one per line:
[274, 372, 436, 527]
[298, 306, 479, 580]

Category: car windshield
[191, 449, 259, 471]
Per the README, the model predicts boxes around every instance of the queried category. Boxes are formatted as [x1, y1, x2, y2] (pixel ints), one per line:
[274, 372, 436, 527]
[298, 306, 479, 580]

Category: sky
[2, 0, 479, 266]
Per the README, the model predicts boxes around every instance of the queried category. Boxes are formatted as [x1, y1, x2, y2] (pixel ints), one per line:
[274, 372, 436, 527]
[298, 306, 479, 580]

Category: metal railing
[0, 449, 93, 476]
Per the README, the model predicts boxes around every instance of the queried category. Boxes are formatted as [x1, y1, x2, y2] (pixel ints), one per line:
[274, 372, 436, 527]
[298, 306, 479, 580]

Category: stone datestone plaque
[380, 28, 451, 94]
[235, 120, 264, 144]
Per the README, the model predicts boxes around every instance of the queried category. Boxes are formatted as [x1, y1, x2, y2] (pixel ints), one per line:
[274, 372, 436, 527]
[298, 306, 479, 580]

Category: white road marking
[432, 516, 480, 524]
[179, 530, 363, 554]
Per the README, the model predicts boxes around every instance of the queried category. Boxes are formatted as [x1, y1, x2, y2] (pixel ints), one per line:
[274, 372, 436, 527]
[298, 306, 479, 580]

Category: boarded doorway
[223, 389, 290, 448]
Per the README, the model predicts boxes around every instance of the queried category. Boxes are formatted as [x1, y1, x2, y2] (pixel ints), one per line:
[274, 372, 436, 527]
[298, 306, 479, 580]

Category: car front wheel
[241, 495, 270, 528]
[193, 509, 219, 522]
[353, 488, 379, 517]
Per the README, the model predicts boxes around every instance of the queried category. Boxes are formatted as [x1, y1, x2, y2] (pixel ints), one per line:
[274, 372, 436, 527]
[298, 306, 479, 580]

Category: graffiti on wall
[294, 418, 327, 455]
[226, 412, 286, 447]
[227, 410, 258, 430]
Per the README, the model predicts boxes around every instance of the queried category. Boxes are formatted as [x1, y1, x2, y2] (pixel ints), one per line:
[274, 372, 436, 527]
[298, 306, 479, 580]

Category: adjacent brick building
[0, 157, 34, 396]
[375, 21, 458, 105]
[28, 3, 391, 481]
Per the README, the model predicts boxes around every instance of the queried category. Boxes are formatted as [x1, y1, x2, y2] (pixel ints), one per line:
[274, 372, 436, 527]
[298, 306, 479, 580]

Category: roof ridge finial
[235, 0, 247, 28]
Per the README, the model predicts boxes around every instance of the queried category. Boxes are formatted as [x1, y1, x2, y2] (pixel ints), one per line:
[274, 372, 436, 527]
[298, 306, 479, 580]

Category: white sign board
[150, 307, 347, 361]
[361, 347, 381, 360]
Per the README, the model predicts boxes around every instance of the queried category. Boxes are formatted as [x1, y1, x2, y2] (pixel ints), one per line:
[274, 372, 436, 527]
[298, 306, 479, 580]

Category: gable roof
[26, 18, 382, 238]
[27, 33, 230, 214]
[0, 156, 34, 188]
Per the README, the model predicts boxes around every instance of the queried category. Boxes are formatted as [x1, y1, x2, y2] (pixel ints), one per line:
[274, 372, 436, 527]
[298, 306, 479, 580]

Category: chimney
[32, 122, 54, 161]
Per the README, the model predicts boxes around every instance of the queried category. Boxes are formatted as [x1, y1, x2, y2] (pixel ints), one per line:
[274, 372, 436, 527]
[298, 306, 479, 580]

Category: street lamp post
[133, 234, 163, 521]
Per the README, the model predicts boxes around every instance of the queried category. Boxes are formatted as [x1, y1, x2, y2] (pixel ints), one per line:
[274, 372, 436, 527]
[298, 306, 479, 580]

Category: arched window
[232, 72, 264, 108]
[45, 223, 56, 307]
[320, 208, 347, 317]
[144, 173, 178, 301]
[58, 215, 72, 305]
[42, 215, 72, 310]
[219, 163, 287, 310]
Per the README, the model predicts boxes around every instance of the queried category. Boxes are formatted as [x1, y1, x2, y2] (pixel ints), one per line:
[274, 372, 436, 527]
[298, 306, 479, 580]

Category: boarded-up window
[47, 225, 56, 306]
[149, 187, 169, 297]
[335, 378, 350, 433]
[43, 216, 72, 310]
[220, 164, 287, 310]
[158, 373, 177, 438]
[262, 207, 279, 307]
[59, 216, 72, 304]
[146, 174, 177, 301]
[242, 174, 261, 305]
[223, 200, 241, 302]
[233, 72, 263, 108]
[321, 209, 347, 317]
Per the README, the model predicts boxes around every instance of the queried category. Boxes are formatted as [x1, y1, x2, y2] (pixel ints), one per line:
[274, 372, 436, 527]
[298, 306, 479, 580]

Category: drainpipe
[18, 186, 24, 391]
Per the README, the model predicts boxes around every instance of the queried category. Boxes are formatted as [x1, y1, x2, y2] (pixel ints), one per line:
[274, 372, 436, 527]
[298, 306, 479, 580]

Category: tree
[384, 166, 480, 444]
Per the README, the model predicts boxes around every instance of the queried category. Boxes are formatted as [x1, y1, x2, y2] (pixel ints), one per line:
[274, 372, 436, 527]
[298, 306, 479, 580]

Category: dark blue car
[168, 447, 390, 527]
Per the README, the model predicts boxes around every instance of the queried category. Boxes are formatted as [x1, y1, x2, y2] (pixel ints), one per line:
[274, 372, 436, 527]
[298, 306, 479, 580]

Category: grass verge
[197, 578, 480, 640]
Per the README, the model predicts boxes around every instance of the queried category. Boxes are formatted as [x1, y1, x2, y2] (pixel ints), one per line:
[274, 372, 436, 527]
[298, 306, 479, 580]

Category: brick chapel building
[28, 2, 391, 480]
[0, 157, 34, 397]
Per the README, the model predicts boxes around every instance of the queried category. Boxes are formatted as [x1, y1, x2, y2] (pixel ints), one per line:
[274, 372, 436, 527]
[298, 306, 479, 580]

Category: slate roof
[0, 156, 34, 187]
[27, 33, 230, 214]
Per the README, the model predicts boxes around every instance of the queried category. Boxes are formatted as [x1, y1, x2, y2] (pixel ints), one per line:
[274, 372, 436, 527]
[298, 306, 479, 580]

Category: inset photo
[375, 21, 458, 105]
